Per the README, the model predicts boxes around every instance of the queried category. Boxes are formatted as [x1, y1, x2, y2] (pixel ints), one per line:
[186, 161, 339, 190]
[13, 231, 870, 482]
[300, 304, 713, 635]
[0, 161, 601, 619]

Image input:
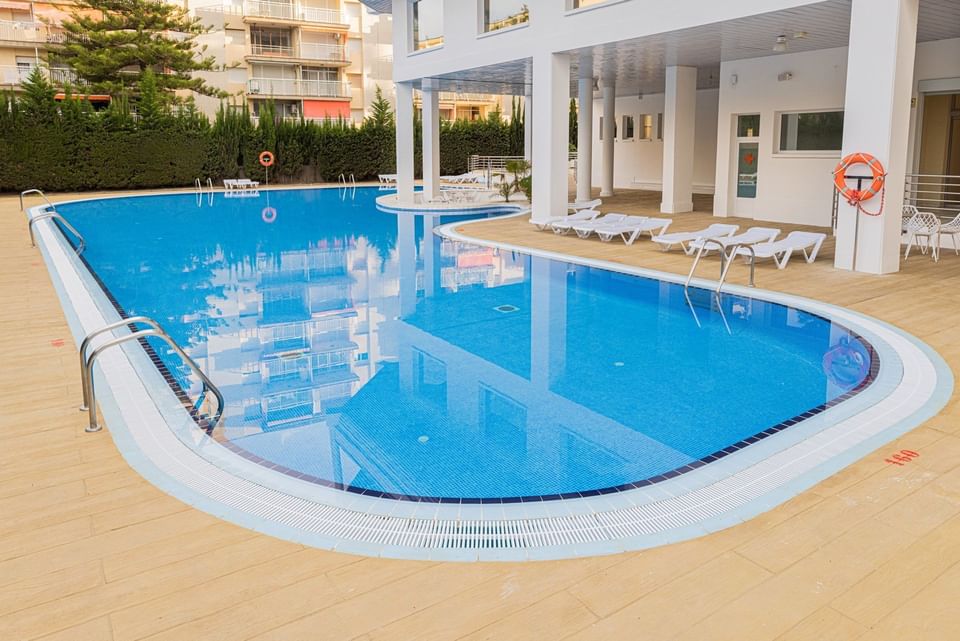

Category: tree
[366, 85, 394, 128]
[569, 98, 578, 150]
[55, 0, 221, 99]
[20, 67, 58, 123]
[137, 68, 163, 128]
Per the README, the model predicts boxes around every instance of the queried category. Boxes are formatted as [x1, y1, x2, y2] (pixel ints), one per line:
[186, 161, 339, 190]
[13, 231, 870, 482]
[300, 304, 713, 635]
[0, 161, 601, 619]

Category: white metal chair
[903, 211, 941, 261]
[902, 204, 918, 232]
[938, 212, 960, 256]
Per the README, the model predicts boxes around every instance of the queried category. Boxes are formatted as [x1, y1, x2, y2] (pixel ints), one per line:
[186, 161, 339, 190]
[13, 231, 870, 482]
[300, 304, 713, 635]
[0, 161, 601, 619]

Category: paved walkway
[1, 188, 958, 640]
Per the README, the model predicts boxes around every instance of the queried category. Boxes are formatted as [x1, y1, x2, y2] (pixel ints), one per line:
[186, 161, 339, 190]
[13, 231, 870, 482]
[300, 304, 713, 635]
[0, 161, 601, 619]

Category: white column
[834, 0, 918, 274]
[523, 86, 533, 162]
[531, 51, 570, 223]
[395, 81, 415, 204]
[530, 257, 567, 389]
[421, 80, 440, 202]
[600, 81, 615, 197]
[661, 65, 697, 214]
[576, 59, 594, 203]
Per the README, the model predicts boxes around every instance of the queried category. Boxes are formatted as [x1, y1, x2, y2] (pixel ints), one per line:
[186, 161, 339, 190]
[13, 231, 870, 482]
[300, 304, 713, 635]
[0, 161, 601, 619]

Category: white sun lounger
[652, 223, 740, 253]
[569, 198, 602, 213]
[569, 214, 631, 238]
[732, 231, 826, 269]
[688, 226, 781, 255]
[530, 208, 602, 231]
[594, 216, 674, 245]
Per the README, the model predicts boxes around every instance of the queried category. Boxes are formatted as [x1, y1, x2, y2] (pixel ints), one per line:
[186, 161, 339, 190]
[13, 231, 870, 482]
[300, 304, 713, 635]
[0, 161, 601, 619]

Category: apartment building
[0, 0, 80, 91]
[375, 0, 960, 275]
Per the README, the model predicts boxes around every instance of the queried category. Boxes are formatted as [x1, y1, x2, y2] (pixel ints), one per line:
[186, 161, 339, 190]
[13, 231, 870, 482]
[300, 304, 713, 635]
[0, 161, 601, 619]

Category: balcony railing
[248, 77, 350, 98]
[300, 42, 346, 62]
[905, 174, 960, 222]
[0, 20, 65, 44]
[249, 41, 346, 62]
[243, 1, 345, 24]
[0, 65, 83, 86]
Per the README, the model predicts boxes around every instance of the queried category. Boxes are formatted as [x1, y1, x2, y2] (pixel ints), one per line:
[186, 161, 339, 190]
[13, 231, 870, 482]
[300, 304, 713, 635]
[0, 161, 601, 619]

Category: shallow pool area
[31, 186, 951, 560]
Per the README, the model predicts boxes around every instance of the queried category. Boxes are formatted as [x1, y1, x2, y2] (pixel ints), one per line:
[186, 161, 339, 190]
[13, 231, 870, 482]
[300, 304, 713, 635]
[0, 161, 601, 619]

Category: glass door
[733, 114, 760, 215]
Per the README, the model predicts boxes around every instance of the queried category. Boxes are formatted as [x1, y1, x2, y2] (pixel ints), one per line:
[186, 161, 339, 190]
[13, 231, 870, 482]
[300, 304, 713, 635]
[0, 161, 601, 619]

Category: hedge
[0, 90, 524, 192]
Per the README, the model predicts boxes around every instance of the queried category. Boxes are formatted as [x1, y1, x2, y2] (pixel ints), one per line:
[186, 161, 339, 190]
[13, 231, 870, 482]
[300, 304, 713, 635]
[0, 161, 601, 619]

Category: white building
[368, 0, 960, 274]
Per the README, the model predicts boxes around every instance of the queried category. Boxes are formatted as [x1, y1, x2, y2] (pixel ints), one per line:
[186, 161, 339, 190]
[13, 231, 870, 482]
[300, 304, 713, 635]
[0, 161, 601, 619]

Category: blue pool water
[58, 187, 875, 501]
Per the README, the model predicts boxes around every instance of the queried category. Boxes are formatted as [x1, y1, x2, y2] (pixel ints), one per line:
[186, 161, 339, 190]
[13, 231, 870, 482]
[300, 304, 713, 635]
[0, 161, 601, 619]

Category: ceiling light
[773, 35, 788, 53]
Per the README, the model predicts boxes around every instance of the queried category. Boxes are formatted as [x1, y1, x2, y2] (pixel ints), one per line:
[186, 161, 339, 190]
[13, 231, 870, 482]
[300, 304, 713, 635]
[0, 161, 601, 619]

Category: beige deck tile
[774, 607, 867, 641]
[459, 589, 599, 641]
[0, 560, 103, 618]
[561, 553, 771, 641]
[831, 513, 960, 625]
[34, 617, 115, 641]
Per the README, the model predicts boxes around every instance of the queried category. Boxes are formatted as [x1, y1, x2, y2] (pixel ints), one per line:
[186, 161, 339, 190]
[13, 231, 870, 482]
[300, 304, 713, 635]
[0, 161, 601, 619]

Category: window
[483, 0, 529, 32]
[737, 114, 760, 138]
[778, 110, 844, 152]
[570, 0, 609, 8]
[412, 0, 443, 51]
[639, 114, 654, 140]
[250, 27, 292, 56]
[621, 115, 634, 140]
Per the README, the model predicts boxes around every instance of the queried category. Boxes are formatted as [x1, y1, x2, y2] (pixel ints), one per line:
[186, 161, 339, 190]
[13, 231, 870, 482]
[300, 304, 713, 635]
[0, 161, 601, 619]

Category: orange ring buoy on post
[833, 152, 886, 216]
[259, 151, 275, 168]
[261, 206, 277, 223]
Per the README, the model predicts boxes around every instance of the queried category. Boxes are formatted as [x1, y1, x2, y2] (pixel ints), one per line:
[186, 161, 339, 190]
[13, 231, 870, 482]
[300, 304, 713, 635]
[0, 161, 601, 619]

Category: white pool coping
[29, 192, 953, 562]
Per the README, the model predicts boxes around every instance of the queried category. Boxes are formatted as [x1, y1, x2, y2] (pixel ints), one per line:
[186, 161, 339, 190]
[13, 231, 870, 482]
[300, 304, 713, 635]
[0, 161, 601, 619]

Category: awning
[0, 1, 31, 10]
[55, 93, 111, 102]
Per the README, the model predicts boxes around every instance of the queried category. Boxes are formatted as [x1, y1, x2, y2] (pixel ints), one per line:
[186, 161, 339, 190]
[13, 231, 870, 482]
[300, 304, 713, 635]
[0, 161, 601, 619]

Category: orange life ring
[258, 151, 275, 168]
[833, 153, 885, 215]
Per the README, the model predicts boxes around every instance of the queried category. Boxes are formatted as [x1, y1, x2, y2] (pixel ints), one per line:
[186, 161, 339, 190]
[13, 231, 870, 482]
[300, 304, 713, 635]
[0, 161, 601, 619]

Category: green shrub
[0, 89, 526, 192]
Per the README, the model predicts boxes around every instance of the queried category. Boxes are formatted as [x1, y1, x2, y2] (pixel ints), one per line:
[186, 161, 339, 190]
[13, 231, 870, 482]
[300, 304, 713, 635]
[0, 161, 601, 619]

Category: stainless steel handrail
[684, 238, 728, 291]
[20, 188, 55, 212]
[78, 316, 163, 411]
[718, 244, 756, 293]
[28, 211, 86, 254]
[81, 324, 224, 433]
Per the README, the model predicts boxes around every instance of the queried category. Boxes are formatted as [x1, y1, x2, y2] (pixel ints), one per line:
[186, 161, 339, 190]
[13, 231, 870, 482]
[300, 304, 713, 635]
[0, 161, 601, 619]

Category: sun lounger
[569, 214, 631, 238]
[568, 198, 602, 214]
[593, 216, 674, 245]
[530, 208, 602, 231]
[688, 226, 781, 255]
[652, 223, 740, 253]
[732, 231, 826, 269]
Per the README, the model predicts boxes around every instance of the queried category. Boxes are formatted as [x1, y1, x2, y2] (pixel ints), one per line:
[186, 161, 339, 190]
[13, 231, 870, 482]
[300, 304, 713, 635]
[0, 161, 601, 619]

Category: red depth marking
[885, 449, 919, 466]
[50, 339, 65, 348]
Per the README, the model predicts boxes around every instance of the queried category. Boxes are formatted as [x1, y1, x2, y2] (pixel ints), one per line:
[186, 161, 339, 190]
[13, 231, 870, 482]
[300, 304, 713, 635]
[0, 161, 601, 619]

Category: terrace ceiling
[405, 0, 960, 97]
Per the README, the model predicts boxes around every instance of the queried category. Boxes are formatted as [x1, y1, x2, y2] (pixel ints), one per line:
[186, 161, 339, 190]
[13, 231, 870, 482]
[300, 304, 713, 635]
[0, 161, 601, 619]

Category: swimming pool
[32, 187, 951, 559]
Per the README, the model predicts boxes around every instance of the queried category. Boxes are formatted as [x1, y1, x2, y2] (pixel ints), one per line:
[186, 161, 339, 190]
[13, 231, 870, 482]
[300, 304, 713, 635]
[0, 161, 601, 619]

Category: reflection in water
[65, 188, 875, 500]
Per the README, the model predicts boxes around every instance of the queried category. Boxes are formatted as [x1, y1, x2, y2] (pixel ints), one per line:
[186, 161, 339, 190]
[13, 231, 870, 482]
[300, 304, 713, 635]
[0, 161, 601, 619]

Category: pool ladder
[79, 317, 224, 433]
[338, 173, 356, 200]
[22, 189, 86, 255]
[684, 239, 756, 296]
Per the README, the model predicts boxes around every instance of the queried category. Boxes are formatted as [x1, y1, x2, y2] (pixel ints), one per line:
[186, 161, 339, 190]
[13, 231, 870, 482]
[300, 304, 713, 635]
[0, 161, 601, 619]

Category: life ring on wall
[822, 337, 870, 388]
[833, 152, 886, 216]
[261, 206, 277, 223]
[259, 151, 275, 168]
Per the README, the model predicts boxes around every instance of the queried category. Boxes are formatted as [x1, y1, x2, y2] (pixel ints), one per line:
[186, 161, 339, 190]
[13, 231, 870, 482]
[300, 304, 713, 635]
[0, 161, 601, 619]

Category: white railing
[905, 174, 960, 222]
[250, 42, 295, 57]
[438, 91, 497, 103]
[248, 77, 350, 98]
[0, 64, 83, 86]
[0, 20, 64, 43]
[243, 0, 345, 24]
[299, 42, 346, 62]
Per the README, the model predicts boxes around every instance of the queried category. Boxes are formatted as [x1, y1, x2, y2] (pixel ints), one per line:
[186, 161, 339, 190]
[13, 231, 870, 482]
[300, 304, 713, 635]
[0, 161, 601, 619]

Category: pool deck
[2, 187, 959, 640]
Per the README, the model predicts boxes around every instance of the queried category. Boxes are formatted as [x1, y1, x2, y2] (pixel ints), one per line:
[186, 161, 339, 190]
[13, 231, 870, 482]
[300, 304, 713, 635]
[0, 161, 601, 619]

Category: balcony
[0, 65, 83, 87]
[248, 41, 347, 63]
[0, 20, 65, 45]
[243, 1, 346, 26]
[248, 77, 350, 99]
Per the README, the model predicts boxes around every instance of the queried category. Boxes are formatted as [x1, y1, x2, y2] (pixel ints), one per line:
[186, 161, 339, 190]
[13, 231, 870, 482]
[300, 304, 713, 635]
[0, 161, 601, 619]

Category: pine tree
[137, 67, 163, 128]
[367, 85, 394, 128]
[20, 67, 58, 123]
[56, 0, 221, 99]
[569, 98, 578, 150]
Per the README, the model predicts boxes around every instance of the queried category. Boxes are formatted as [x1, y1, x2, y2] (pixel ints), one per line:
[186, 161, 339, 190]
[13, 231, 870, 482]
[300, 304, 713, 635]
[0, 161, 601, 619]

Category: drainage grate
[494, 304, 520, 314]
